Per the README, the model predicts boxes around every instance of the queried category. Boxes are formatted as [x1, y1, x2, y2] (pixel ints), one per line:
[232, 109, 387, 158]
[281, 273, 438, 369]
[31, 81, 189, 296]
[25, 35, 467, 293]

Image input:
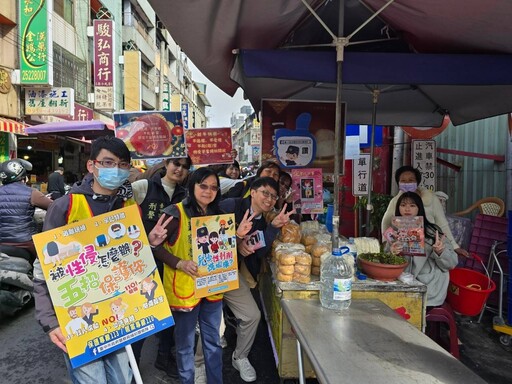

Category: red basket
[447, 267, 496, 316]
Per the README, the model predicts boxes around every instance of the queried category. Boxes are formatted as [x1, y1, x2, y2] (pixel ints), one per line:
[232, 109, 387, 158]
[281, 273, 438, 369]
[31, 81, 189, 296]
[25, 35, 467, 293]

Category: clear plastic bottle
[320, 247, 352, 311]
[347, 237, 357, 263]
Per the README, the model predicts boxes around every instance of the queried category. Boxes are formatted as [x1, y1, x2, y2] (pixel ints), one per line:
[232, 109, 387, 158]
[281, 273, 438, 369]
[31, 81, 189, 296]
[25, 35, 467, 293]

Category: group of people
[25, 136, 297, 384]
[1, 135, 467, 384]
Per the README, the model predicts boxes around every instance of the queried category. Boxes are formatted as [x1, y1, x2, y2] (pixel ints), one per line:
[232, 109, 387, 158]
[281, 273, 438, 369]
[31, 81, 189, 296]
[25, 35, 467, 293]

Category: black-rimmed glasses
[93, 159, 131, 170]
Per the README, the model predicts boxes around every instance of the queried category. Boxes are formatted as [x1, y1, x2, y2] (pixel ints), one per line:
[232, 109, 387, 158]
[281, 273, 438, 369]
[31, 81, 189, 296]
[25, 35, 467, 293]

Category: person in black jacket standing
[130, 156, 191, 378]
[47, 167, 65, 200]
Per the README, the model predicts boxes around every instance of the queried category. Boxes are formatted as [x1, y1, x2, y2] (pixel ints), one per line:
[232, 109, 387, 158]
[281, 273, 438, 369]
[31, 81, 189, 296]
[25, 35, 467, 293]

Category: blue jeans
[173, 299, 223, 384]
[64, 348, 132, 384]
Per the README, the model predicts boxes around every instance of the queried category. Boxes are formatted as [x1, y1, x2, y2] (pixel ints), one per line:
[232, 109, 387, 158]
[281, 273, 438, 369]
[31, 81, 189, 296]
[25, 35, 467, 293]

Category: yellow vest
[66, 194, 137, 223]
[162, 202, 223, 310]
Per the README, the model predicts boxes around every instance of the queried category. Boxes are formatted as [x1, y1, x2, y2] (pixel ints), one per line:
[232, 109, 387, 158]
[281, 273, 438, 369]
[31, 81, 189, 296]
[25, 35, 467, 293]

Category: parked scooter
[0, 244, 34, 318]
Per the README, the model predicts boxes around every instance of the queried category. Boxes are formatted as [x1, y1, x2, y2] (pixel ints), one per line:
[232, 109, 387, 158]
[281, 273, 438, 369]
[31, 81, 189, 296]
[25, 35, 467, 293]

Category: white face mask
[398, 182, 418, 193]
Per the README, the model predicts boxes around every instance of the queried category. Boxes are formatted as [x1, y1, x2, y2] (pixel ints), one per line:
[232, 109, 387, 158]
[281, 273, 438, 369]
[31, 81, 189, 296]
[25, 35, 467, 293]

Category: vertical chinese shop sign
[19, 0, 53, 85]
[94, 19, 114, 111]
[32, 205, 174, 368]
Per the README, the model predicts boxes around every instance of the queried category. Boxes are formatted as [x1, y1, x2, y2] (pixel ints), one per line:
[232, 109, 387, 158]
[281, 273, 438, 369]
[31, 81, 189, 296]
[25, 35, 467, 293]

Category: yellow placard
[191, 213, 239, 298]
[32, 205, 174, 368]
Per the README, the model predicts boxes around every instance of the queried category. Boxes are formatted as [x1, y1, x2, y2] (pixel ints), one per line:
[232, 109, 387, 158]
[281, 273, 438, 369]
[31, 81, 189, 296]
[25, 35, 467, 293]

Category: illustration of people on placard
[209, 231, 220, 254]
[196, 226, 210, 255]
[81, 302, 99, 326]
[65, 306, 88, 336]
[110, 297, 128, 320]
[284, 145, 300, 166]
[140, 276, 158, 302]
[218, 219, 229, 248]
[301, 178, 314, 199]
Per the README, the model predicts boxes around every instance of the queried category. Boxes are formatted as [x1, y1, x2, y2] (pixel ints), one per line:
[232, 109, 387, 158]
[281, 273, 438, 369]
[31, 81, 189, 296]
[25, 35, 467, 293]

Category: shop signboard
[250, 119, 261, 145]
[181, 102, 189, 128]
[113, 111, 186, 160]
[411, 139, 436, 191]
[352, 153, 371, 196]
[32, 205, 174, 368]
[25, 87, 75, 116]
[261, 100, 344, 174]
[93, 19, 114, 110]
[185, 128, 233, 165]
[19, 0, 53, 85]
[191, 213, 239, 298]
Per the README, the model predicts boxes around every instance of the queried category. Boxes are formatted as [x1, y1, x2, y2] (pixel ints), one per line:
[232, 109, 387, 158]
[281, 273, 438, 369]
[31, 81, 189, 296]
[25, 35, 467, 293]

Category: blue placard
[346, 125, 382, 147]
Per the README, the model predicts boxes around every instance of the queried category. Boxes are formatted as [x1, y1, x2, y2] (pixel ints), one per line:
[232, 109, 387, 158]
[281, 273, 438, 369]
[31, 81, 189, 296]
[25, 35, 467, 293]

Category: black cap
[286, 145, 299, 155]
[197, 226, 208, 237]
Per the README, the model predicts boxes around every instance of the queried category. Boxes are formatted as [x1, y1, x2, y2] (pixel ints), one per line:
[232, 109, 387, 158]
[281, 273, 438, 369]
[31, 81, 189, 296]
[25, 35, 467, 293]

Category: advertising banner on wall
[185, 128, 232, 165]
[19, 0, 53, 85]
[93, 19, 114, 110]
[114, 111, 186, 160]
[25, 87, 75, 116]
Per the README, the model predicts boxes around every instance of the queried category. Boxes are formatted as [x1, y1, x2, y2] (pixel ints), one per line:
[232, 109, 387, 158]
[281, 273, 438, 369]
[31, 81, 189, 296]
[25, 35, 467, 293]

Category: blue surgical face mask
[399, 182, 418, 193]
[94, 167, 130, 190]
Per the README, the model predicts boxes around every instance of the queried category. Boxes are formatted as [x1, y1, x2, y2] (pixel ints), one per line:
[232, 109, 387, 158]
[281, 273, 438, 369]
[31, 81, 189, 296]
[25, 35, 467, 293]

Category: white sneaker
[232, 353, 257, 382]
[194, 363, 207, 384]
[220, 335, 228, 348]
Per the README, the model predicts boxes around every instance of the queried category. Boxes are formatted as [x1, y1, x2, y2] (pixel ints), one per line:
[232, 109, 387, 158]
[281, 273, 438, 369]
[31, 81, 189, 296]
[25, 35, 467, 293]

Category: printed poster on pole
[32, 205, 174, 368]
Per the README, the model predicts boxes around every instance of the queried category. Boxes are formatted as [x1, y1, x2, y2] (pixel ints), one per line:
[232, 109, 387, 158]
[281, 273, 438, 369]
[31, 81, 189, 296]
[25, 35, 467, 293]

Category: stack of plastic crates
[467, 213, 508, 311]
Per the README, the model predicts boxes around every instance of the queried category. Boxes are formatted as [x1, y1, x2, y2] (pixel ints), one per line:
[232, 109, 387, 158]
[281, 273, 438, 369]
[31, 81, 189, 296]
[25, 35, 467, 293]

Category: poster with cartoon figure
[191, 213, 239, 299]
[32, 205, 174, 369]
[383, 216, 426, 256]
[291, 168, 324, 214]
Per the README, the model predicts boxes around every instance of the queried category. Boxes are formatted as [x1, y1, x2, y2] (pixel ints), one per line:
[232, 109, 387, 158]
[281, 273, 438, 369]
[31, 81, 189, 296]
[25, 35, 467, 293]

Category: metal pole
[365, 89, 379, 236]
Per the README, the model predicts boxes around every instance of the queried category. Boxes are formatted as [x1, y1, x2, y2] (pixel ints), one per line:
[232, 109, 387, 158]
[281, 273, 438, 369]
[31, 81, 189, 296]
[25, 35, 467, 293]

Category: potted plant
[358, 252, 408, 282]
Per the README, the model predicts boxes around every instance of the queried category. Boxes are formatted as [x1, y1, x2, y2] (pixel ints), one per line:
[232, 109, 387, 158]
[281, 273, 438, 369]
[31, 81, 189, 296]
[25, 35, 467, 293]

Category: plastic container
[325, 204, 333, 233]
[347, 237, 357, 262]
[320, 247, 352, 311]
[446, 267, 496, 316]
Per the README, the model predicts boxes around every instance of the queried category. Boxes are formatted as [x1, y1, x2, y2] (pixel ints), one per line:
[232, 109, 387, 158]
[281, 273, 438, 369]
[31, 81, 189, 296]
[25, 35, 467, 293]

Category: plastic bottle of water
[320, 247, 352, 311]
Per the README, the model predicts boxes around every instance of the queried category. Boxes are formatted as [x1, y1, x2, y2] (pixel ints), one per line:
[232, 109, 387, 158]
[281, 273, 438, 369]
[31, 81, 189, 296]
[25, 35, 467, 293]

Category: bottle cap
[356, 271, 367, 280]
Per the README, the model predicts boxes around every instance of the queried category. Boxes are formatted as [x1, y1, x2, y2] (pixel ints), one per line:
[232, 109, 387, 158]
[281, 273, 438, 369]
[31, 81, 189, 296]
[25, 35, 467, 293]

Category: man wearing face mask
[33, 136, 135, 384]
[381, 165, 468, 257]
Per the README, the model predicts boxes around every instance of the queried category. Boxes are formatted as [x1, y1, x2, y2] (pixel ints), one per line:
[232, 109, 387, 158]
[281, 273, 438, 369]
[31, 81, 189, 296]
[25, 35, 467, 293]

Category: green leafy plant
[353, 192, 393, 237]
[358, 252, 407, 265]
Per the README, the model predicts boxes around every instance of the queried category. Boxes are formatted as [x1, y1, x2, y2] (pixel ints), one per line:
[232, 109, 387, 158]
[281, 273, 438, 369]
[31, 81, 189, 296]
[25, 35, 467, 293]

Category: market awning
[25, 120, 114, 140]
[0, 117, 28, 135]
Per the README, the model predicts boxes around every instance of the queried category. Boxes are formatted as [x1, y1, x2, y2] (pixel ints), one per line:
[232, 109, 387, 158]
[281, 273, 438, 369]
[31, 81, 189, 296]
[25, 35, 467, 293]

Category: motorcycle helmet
[0, 158, 32, 184]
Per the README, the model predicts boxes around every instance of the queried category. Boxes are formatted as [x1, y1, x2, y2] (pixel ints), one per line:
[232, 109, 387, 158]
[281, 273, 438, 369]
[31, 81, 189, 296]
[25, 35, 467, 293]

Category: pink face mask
[399, 182, 418, 193]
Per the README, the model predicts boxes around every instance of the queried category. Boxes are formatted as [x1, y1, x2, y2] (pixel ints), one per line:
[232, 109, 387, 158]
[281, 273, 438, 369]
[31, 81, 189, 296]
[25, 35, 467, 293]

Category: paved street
[1, 302, 512, 384]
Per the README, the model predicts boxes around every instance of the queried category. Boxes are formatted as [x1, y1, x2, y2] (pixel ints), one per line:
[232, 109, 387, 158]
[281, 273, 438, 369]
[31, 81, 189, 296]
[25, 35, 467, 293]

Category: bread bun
[278, 265, 295, 275]
[312, 256, 321, 267]
[311, 266, 321, 276]
[311, 243, 330, 258]
[277, 272, 293, 282]
[295, 252, 312, 266]
[279, 254, 296, 266]
[301, 234, 317, 246]
[294, 264, 311, 275]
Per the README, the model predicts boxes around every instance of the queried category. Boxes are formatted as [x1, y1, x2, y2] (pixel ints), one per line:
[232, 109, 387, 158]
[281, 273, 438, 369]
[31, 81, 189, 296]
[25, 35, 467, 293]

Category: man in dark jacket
[219, 177, 294, 382]
[47, 167, 66, 200]
[33, 136, 134, 384]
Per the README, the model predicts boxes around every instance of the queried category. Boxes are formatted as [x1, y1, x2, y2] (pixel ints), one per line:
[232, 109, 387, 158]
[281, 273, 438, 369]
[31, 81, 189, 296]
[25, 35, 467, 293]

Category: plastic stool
[426, 302, 460, 359]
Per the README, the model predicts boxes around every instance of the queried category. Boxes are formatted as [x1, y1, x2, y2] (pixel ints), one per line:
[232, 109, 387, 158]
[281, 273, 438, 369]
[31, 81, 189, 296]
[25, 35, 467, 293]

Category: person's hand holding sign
[271, 204, 296, 228]
[148, 214, 173, 247]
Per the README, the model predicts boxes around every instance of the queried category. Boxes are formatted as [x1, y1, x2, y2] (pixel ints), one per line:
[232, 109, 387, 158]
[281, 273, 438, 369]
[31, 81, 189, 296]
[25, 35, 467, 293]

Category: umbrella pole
[365, 90, 379, 236]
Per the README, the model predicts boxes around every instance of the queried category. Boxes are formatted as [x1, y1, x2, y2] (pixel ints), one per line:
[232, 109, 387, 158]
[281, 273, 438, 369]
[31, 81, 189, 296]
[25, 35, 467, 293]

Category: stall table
[282, 298, 486, 384]
[259, 262, 427, 379]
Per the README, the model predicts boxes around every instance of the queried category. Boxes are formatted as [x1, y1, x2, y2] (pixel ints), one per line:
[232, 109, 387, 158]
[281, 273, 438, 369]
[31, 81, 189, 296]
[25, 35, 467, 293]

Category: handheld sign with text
[33, 205, 174, 368]
[383, 216, 426, 256]
[191, 213, 239, 298]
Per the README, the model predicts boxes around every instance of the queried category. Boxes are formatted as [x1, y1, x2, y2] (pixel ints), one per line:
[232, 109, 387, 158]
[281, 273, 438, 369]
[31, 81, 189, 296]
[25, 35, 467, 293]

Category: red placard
[185, 128, 233, 165]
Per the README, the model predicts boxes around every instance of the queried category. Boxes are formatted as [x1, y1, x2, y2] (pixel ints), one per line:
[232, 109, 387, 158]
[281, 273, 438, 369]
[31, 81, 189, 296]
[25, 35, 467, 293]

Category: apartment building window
[53, 44, 87, 102]
[141, 61, 150, 88]
[54, 0, 74, 25]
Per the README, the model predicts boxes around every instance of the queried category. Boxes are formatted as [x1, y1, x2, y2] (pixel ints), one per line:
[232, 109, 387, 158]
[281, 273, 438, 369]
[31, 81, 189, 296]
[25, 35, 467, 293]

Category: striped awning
[0, 117, 27, 135]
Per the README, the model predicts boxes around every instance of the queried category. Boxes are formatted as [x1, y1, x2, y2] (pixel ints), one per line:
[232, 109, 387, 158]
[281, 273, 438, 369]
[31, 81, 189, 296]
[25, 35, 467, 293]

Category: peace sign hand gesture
[148, 214, 174, 247]
[236, 209, 256, 238]
[271, 204, 296, 228]
[433, 230, 445, 255]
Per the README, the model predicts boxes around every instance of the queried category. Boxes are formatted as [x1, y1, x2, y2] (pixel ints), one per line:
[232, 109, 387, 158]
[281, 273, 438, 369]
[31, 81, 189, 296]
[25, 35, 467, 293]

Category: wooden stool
[426, 302, 460, 359]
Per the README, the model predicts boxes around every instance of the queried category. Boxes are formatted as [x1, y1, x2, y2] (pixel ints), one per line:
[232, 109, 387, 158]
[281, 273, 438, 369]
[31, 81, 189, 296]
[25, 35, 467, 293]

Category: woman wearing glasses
[148, 168, 253, 384]
[130, 156, 192, 375]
